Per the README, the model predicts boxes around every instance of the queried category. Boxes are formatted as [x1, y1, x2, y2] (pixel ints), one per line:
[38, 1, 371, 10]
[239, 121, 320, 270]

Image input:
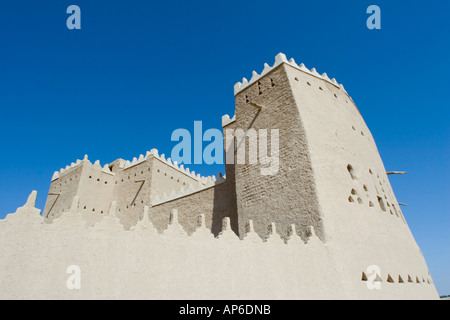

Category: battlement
[0, 191, 438, 300]
[122, 148, 206, 181]
[4, 191, 320, 245]
[233, 52, 346, 96]
[222, 114, 236, 127]
[51, 155, 115, 182]
[51, 148, 219, 184]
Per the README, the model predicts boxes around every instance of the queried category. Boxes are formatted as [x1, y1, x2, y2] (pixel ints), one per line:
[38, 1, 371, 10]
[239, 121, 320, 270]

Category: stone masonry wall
[233, 64, 323, 241]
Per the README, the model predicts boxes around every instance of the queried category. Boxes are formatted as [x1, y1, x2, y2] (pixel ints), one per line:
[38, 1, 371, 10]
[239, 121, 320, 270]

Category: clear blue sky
[0, 0, 448, 295]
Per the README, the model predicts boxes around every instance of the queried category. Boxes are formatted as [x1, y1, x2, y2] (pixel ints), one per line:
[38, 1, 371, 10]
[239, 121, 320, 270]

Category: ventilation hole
[374, 274, 382, 282]
[92, 208, 95, 212]
[357, 197, 363, 204]
[398, 275, 404, 283]
[101, 211, 103, 214]
[422, 277, 425, 283]
[361, 272, 368, 281]
[347, 164, 356, 180]
[307, 82, 311, 86]
[84, 206, 86, 209]
[348, 196, 354, 203]
[97, 178, 100, 182]
[393, 207, 399, 217]
[363, 185, 368, 192]
[352, 126, 356, 130]
[369, 169, 373, 174]
[378, 196, 386, 212]
[89, 176, 92, 179]
[105, 181, 108, 184]
[369, 201, 374, 207]
[350, 189, 357, 195]
[361, 131, 364, 136]
[390, 210, 393, 215]
[334, 93, 337, 98]
[416, 277, 420, 284]
[408, 275, 413, 283]
[294, 77, 299, 81]
[121, 179, 124, 182]
[270, 78, 275, 87]
[387, 275, 394, 283]
[319, 87, 323, 91]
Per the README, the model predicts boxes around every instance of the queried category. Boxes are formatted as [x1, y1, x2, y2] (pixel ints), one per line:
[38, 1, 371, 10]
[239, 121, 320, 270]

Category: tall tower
[228, 53, 438, 298]
[229, 53, 325, 241]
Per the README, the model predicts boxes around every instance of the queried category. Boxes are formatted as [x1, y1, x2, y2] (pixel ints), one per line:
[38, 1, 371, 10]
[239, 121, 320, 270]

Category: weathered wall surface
[0, 195, 438, 299]
[232, 64, 323, 241]
[77, 161, 115, 226]
[42, 153, 211, 230]
[43, 165, 83, 221]
[148, 179, 237, 236]
[284, 62, 437, 298]
[111, 157, 154, 229]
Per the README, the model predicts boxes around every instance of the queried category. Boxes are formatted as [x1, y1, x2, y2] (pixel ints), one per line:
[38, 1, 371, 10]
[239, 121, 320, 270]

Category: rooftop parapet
[123, 148, 217, 185]
[51, 155, 115, 182]
[51, 155, 89, 181]
[51, 147, 216, 184]
[233, 52, 346, 96]
[10, 191, 324, 246]
[222, 114, 236, 127]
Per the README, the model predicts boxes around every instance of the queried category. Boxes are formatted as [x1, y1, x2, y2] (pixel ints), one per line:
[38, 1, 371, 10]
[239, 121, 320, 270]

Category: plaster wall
[284, 64, 437, 299]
